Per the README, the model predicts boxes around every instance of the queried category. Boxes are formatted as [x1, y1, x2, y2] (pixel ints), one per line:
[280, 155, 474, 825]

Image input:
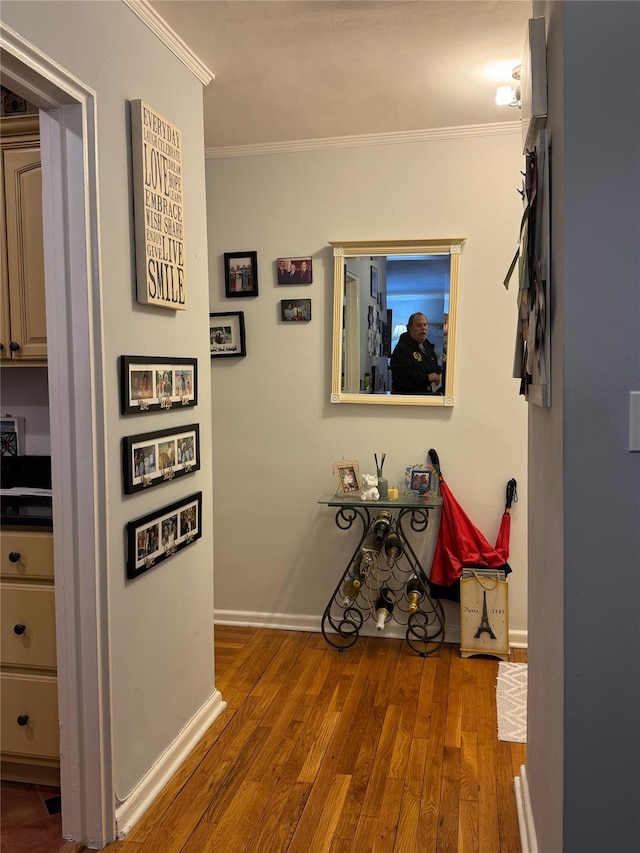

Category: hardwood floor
[82, 627, 527, 853]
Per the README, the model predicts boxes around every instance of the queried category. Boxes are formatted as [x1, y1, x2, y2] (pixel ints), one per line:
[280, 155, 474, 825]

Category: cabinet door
[1, 530, 54, 581]
[2, 145, 47, 361]
[0, 673, 59, 760]
[0, 146, 11, 362]
[0, 148, 12, 358]
[1, 584, 57, 670]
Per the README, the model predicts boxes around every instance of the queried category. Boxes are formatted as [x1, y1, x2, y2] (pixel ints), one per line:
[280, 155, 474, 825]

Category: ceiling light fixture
[495, 65, 521, 108]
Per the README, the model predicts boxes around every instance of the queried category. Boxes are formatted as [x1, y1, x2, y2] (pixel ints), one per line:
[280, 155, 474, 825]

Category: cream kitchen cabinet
[0, 115, 47, 364]
[0, 528, 59, 784]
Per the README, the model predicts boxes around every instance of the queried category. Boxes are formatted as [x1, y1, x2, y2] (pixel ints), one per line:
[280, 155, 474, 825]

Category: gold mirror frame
[330, 239, 465, 407]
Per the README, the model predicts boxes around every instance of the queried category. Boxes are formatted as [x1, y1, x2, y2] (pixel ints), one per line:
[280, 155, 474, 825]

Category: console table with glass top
[317, 493, 445, 657]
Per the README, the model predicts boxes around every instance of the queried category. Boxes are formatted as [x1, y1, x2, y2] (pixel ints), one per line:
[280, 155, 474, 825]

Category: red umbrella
[427, 449, 516, 601]
[495, 477, 518, 562]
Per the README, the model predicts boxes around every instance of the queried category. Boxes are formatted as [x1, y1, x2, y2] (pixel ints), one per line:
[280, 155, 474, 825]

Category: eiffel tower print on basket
[474, 589, 498, 640]
[460, 569, 510, 661]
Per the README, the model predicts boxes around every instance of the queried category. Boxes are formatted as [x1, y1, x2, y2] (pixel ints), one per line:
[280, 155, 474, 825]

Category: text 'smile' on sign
[131, 100, 186, 310]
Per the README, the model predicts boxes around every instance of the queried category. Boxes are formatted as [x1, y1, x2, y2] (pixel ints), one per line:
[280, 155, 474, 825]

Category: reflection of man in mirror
[390, 313, 442, 394]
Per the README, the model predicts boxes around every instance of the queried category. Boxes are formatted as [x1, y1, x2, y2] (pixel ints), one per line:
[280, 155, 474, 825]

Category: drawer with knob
[1, 530, 53, 580]
[1, 583, 57, 670]
[0, 672, 59, 760]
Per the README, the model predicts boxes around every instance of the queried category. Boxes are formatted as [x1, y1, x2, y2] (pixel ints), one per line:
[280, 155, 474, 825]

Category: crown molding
[205, 121, 521, 160]
[122, 0, 214, 85]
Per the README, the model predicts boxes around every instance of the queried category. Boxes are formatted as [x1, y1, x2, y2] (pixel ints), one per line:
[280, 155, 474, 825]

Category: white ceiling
[149, 0, 532, 150]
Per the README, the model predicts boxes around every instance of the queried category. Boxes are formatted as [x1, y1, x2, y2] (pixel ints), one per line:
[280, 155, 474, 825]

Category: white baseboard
[509, 629, 529, 648]
[215, 609, 527, 648]
[215, 610, 321, 634]
[115, 689, 227, 838]
[215, 608, 461, 641]
[514, 764, 538, 853]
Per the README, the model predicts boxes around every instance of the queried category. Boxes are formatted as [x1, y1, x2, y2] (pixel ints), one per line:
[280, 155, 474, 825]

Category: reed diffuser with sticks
[374, 452, 388, 499]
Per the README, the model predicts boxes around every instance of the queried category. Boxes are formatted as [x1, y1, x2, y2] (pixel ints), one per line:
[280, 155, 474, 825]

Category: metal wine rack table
[318, 494, 445, 657]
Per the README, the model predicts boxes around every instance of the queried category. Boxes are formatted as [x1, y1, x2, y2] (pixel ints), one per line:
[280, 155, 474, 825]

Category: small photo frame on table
[126, 491, 202, 580]
[120, 356, 197, 414]
[122, 423, 200, 494]
[224, 251, 258, 297]
[404, 464, 438, 498]
[370, 266, 378, 297]
[277, 257, 312, 285]
[333, 460, 361, 496]
[280, 299, 311, 322]
[209, 311, 246, 358]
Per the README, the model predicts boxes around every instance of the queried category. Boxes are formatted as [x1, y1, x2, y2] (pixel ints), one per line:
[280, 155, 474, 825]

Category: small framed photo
[404, 464, 438, 498]
[126, 492, 202, 580]
[382, 321, 391, 357]
[280, 298, 311, 322]
[277, 256, 312, 285]
[333, 460, 361, 496]
[0, 416, 25, 456]
[209, 311, 246, 358]
[120, 356, 197, 415]
[370, 266, 378, 297]
[224, 251, 258, 297]
[122, 424, 200, 494]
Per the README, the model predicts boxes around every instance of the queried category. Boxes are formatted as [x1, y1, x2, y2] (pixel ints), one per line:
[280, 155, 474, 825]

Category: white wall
[1, 368, 50, 454]
[528, 3, 640, 851]
[1, 0, 217, 808]
[206, 129, 529, 642]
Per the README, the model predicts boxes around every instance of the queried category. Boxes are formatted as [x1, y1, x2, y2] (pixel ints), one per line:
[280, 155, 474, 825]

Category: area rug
[496, 661, 528, 743]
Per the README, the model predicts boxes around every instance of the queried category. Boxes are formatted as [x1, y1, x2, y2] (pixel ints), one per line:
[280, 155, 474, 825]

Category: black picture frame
[209, 311, 247, 358]
[224, 251, 258, 297]
[126, 491, 202, 580]
[122, 423, 200, 494]
[381, 321, 391, 357]
[276, 256, 312, 285]
[370, 265, 378, 297]
[120, 356, 198, 415]
[280, 298, 311, 322]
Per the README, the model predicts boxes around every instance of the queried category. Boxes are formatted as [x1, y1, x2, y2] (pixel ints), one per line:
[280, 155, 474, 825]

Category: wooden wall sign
[130, 100, 186, 310]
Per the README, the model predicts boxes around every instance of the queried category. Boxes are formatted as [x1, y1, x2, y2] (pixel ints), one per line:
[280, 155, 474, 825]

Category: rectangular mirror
[330, 239, 464, 406]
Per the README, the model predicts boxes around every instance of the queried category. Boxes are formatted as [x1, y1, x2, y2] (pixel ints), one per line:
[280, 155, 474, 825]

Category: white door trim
[0, 23, 113, 847]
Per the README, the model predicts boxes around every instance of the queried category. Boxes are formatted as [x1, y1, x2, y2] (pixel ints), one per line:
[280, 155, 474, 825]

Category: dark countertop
[1, 515, 53, 530]
[1, 455, 53, 529]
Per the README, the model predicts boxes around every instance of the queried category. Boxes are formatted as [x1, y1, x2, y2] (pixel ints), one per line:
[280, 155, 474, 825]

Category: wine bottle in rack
[375, 587, 396, 631]
[384, 532, 404, 567]
[406, 576, 425, 613]
[373, 510, 392, 540]
[341, 575, 362, 604]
